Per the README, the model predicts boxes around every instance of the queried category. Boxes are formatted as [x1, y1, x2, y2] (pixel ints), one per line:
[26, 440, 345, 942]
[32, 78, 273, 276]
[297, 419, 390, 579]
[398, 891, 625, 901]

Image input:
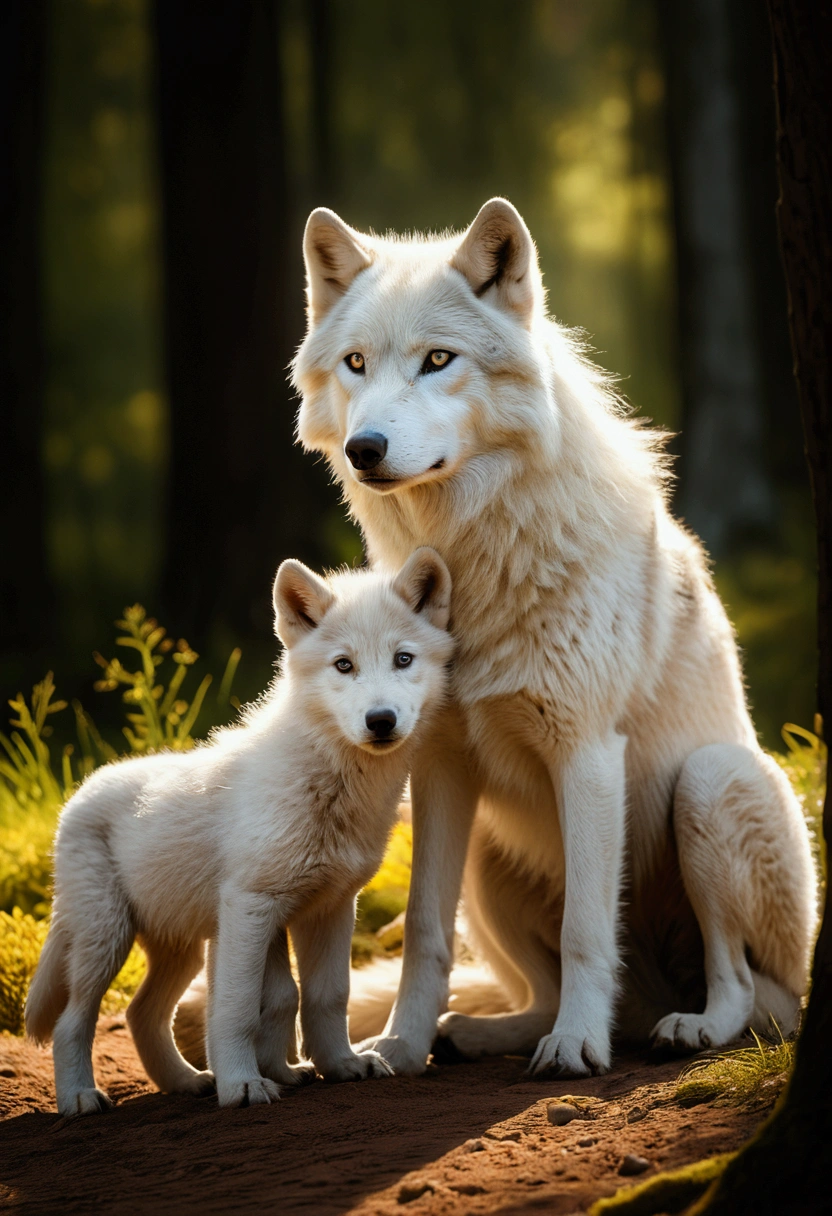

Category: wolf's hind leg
[435, 824, 561, 1059]
[52, 912, 133, 1116]
[652, 743, 816, 1053]
[255, 929, 314, 1086]
[127, 938, 215, 1095]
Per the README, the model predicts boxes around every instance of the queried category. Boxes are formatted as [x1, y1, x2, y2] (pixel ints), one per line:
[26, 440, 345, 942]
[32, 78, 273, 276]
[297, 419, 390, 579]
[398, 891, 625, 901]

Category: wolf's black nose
[366, 708, 397, 739]
[345, 432, 388, 471]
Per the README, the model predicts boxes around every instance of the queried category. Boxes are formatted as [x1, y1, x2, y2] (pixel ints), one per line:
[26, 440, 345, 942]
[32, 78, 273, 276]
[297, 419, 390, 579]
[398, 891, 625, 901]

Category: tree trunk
[0, 1, 53, 657]
[691, 3, 832, 1210]
[153, 0, 328, 645]
[659, 0, 774, 556]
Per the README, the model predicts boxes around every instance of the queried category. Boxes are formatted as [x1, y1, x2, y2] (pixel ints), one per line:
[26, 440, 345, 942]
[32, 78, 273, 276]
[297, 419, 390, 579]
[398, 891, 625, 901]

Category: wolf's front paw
[650, 1013, 719, 1055]
[323, 1050, 394, 1082]
[527, 1030, 611, 1079]
[356, 1035, 428, 1076]
[217, 1075, 282, 1108]
[60, 1087, 113, 1117]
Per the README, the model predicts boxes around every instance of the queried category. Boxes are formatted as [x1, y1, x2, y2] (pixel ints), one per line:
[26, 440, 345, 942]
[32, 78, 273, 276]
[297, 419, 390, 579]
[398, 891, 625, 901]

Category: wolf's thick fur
[25, 551, 453, 1115]
[292, 198, 817, 1078]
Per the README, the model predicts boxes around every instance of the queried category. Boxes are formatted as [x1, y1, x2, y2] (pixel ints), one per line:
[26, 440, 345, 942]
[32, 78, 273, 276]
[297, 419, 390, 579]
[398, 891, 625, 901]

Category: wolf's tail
[172, 957, 511, 1070]
[25, 921, 70, 1044]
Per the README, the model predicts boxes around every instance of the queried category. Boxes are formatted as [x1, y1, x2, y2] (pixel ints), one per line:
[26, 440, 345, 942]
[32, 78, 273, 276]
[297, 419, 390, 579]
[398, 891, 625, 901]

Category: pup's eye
[334, 657, 353, 673]
[345, 353, 365, 374]
[394, 652, 413, 669]
[421, 350, 455, 374]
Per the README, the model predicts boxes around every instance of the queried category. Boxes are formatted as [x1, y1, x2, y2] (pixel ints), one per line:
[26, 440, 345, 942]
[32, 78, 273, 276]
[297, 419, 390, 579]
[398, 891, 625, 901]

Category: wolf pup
[25, 549, 453, 1115]
[291, 198, 817, 1079]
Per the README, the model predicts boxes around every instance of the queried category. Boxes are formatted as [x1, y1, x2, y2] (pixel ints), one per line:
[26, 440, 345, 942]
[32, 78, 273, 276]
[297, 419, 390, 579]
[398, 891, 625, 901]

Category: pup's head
[273, 548, 453, 754]
[293, 199, 554, 497]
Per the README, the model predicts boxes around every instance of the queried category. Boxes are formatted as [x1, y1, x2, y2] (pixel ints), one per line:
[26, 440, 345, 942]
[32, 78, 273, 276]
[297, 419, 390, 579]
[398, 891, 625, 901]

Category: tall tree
[0, 2, 53, 659]
[153, 0, 330, 646]
[659, 0, 776, 555]
[688, 3, 831, 1210]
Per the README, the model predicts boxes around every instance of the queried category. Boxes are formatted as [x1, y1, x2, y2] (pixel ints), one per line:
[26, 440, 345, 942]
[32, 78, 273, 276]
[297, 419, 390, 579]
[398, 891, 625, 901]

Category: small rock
[577, 1137, 597, 1147]
[626, 1106, 647, 1124]
[0, 1067, 17, 1078]
[398, 1179, 435, 1203]
[547, 1102, 580, 1126]
[619, 1154, 651, 1176]
[485, 1129, 522, 1141]
[462, 1138, 486, 1153]
[450, 1183, 487, 1196]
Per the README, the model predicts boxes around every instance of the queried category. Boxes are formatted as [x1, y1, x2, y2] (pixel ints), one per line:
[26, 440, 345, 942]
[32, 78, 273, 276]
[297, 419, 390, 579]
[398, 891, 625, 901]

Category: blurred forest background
[1, 0, 817, 748]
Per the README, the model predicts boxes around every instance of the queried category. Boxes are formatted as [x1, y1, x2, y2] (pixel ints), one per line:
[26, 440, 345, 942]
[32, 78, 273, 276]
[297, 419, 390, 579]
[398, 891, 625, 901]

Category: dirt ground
[0, 1018, 777, 1216]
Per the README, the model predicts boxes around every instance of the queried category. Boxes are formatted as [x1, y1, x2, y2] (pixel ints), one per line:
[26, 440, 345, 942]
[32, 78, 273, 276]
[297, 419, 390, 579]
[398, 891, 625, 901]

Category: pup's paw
[171, 1069, 216, 1097]
[527, 1031, 611, 1079]
[356, 1035, 428, 1076]
[283, 1063, 318, 1087]
[323, 1050, 394, 1082]
[217, 1075, 282, 1108]
[650, 1013, 717, 1055]
[433, 1012, 489, 1060]
[60, 1087, 113, 1117]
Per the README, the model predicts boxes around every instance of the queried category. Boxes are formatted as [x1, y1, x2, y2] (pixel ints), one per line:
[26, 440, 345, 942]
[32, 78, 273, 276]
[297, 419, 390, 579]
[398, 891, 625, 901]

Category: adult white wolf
[26, 550, 453, 1114]
[292, 198, 817, 1079]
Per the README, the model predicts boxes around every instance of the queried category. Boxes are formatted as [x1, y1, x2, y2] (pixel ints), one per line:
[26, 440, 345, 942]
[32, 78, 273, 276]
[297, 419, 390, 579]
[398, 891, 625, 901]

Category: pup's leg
[255, 929, 314, 1087]
[435, 822, 561, 1058]
[126, 937, 215, 1096]
[293, 896, 392, 1081]
[527, 731, 628, 1078]
[207, 887, 282, 1107]
[364, 716, 479, 1074]
[52, 914, 134, 1116]
[651, 743, 816, 1052]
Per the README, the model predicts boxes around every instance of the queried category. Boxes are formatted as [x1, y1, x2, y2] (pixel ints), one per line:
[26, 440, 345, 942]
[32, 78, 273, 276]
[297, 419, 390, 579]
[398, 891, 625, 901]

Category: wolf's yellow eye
[345, 353, 365, 373]
[422, 350, 455, 374]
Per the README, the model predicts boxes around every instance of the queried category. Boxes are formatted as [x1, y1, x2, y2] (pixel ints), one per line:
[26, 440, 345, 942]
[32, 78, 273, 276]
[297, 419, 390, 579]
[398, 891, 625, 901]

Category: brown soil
[0, 1020, 776, 1216]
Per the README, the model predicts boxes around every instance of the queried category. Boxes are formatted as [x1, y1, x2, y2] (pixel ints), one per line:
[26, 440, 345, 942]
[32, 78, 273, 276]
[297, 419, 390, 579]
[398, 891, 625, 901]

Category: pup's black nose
[366, 708, 397, 739]
[345, 432, 388, 471]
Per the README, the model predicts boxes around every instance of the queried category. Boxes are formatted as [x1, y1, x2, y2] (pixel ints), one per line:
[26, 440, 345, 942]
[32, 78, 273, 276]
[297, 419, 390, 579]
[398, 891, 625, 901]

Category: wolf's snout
[345, 432, 388, 471]
[365, 708, 397, 739]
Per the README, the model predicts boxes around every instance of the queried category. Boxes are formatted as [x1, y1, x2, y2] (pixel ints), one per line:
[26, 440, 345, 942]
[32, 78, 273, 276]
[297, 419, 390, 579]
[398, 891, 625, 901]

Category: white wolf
[25, 549, 453, 1115]
[292, 197, 817, 1079]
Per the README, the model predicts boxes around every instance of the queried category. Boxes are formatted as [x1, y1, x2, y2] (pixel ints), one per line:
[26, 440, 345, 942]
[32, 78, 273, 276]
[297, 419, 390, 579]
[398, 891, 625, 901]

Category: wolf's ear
[273, 560, 335, 647]
[450, 198, 542, 327]
[303, 208, 373, 321]
[393, 548, 452, 631]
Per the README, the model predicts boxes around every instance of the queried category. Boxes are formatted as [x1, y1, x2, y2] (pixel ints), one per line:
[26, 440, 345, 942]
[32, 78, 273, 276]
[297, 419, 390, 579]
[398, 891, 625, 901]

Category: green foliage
[774, 719, 827, 883]
[677, 1031, 794, 1108]
[0, 909, 49, 1035]
[589, 1153, 735, 1216]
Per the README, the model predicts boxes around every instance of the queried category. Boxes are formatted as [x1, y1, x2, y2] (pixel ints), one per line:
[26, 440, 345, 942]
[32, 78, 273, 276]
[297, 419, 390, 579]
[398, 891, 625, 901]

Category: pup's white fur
[25, 550, 453, 1115]
[292, 198, 817, 1078]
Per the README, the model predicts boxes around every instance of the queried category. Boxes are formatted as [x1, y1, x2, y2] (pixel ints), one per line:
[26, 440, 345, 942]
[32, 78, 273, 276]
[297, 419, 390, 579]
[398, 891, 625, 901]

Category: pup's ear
[303, 208, 373, 321]
[273, 560, 335, 647]
[393, 548, 452, 631]
[450, 198, 542, 327]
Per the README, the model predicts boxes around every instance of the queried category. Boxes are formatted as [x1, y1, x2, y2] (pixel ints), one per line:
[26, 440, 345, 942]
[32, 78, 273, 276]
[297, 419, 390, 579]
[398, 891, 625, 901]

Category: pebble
[462, 1138, 486, 1153]
[626, 1106, 647, 1124]
[547, 1102, 580, 1126]
[619, 1154, 651, 1176]
[398, 1179, 435, 1203]
[577, 1137, 597, 1147]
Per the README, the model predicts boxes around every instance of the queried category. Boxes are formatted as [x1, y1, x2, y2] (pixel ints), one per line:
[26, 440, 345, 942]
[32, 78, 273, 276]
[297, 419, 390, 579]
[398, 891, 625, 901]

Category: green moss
[589, 1153, 735, 1216]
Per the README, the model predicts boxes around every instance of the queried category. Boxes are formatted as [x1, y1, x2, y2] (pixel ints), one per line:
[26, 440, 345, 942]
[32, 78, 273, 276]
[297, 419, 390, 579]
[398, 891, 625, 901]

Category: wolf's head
[292, 199, 555, 499]
[273, 548, 453, 754]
